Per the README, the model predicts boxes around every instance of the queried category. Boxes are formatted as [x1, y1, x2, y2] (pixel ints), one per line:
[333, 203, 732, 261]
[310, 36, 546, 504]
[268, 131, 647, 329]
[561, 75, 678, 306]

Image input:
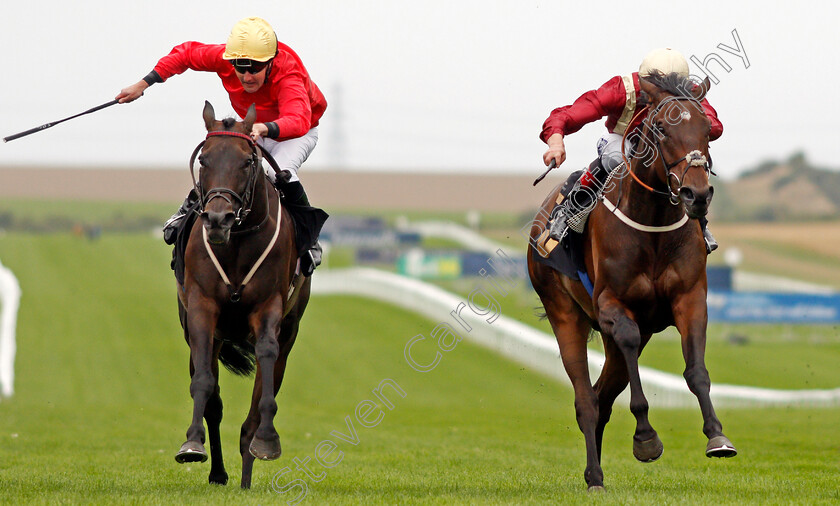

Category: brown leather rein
[188, 131, 284, 235]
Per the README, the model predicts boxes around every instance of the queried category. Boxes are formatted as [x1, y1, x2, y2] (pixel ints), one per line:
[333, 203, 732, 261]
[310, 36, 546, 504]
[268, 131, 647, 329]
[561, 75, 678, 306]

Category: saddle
[531, 169, 595, 296]
[171, 180, 328, 286]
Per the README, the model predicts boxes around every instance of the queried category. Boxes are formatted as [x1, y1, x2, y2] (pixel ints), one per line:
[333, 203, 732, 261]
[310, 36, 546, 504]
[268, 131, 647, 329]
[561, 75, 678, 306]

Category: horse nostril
[202, 210, 235, 229]
[707, 186, 715, 203]
[679, 187, 695, 203]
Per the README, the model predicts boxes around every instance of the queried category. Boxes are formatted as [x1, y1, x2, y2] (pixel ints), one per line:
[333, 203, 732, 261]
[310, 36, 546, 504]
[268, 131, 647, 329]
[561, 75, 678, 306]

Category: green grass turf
[0, 233, 838, 504]
[433, 279, 840, 391]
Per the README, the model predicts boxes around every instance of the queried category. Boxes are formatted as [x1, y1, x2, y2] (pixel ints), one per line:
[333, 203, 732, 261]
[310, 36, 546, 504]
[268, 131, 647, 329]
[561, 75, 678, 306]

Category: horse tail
[219, 339, 256, 376]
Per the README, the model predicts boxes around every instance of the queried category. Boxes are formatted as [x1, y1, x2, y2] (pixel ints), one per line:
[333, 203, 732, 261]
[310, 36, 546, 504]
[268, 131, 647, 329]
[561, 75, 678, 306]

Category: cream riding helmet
[223, 17, 278, 72]
[639, 48, 690, 78]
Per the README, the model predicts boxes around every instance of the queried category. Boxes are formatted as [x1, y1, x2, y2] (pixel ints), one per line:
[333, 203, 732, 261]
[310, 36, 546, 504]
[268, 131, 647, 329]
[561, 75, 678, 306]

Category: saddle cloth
[530, 171, 595, 296]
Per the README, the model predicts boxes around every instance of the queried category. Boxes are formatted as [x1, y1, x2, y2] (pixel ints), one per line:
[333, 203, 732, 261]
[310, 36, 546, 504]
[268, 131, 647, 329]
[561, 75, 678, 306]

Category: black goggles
[231, 59, 270, 74]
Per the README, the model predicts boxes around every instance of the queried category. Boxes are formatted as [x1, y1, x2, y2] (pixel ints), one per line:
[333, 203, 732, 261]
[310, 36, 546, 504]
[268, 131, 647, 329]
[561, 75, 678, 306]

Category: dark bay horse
[175, 101, 310, 489]
[527, 74, 736, 491]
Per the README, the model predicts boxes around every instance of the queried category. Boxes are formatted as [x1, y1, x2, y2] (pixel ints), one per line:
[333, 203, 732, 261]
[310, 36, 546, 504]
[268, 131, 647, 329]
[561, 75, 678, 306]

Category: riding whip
[533, 159, 557, 186]
[3, 99, 120, 143]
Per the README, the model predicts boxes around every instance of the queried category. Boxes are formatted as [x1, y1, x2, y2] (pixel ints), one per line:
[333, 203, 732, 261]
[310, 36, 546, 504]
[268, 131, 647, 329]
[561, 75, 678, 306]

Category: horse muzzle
[200, 210, 236, 244]
[679, 185, 714, 219]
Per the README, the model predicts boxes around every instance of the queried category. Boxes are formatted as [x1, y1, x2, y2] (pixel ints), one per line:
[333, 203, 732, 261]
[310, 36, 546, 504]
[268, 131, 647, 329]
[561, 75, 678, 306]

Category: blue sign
[707, 291, 840, 323]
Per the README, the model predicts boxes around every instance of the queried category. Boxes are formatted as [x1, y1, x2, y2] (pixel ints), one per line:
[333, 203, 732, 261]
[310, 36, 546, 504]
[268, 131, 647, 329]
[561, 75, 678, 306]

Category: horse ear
[638, 77, 662, 105]
[692, 76, 711, 101]
[203, 101, 216, 131]
[243, 104, 257, 132]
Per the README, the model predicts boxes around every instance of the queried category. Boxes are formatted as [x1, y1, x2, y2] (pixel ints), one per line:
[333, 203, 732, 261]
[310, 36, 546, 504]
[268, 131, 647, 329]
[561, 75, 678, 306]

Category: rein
[187, 130, 289, 302]
[189, 131, 260, 226]
[188, 130, 286, 233]
[620, 96, 712, 205]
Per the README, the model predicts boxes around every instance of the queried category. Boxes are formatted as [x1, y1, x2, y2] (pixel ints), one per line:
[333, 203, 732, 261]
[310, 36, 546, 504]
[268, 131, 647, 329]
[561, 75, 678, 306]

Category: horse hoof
[633, 435, 664, 462]
[588, 485, 606, 493]
[175, 441, 208, 463]
[249, 435, 282, 461]
[209, 471, 229, 485]
[706, 435, 738, 458]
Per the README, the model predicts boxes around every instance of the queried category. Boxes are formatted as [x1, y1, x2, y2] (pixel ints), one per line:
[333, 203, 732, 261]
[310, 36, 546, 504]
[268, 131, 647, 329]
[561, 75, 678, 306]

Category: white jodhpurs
[596, 132, 634, 173]
[257, 127, 319, 183]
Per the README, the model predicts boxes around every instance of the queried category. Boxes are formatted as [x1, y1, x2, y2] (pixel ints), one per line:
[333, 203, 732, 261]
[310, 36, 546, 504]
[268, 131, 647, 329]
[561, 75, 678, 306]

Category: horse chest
[619, 274, 657, 304]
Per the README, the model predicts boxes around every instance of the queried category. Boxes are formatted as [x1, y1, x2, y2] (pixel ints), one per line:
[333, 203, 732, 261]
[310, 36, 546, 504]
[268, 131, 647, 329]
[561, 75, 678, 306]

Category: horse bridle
[188, 131, 262, 227]
[623, 96, 716, 205]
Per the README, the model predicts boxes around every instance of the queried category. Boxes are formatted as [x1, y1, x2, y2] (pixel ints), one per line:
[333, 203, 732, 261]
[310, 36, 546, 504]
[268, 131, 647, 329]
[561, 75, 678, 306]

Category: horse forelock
[221, 117, 238, 131]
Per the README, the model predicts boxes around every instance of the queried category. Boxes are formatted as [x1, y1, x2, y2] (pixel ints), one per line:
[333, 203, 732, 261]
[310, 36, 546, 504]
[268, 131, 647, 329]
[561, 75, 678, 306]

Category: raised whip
[3, 99, 120, 143]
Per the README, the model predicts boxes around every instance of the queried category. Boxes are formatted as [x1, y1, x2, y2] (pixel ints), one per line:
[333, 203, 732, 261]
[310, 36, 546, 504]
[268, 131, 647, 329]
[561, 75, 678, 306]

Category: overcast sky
[1, 1, 838, 180]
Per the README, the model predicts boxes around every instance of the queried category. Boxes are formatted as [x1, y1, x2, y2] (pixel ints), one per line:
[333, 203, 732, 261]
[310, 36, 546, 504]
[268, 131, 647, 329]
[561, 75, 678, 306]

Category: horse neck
[617, 156, 683, 227]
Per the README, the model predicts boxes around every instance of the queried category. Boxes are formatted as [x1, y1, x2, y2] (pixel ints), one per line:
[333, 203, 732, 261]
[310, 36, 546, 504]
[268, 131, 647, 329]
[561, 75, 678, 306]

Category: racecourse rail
[0, 260, 20, 401]
[312, 267, 840, 409]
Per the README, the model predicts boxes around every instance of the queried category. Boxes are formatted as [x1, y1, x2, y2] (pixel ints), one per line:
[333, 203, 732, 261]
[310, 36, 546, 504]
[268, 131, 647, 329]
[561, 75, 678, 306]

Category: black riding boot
[274, 179, 324, 276]
[163, 190, 198, 245]
[699, 217, 718, 254]
[548, 158, 605, 242]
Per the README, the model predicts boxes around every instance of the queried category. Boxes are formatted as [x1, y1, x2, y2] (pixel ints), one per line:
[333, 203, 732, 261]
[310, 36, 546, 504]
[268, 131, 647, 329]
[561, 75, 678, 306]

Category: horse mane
[641, 71, 705, 100]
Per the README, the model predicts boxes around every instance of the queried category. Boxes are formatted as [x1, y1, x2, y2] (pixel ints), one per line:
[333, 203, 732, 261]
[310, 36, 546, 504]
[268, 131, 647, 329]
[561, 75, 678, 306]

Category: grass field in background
[433, 278, 840, 391]
[0, 231, 838, 504]
[2, 198, 837, 288]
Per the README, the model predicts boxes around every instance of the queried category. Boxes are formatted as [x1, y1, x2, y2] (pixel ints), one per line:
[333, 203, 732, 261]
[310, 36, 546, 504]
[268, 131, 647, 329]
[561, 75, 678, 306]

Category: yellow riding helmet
[222, 17, 277, 62]
[639, 48, 690, 78]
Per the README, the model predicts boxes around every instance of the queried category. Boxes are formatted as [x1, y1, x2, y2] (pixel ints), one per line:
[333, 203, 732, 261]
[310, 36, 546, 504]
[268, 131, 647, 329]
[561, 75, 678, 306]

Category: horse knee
[683, 365, 711, 395]
[255, 337, 279, 362]
[573, 391, 599, 428]
[189, 371, 215, 398]
[611, 317, 641, 354]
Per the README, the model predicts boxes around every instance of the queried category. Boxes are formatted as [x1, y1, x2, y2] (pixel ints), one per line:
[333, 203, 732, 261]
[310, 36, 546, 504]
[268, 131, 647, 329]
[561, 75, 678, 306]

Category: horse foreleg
[247, 302, 285, 462]
[240, 312, 299, 488]
[176, 302, 220, 465]
[239, 367, 261, 489]
[673, 291, 737, 458]
[205, 350, 229, 485]
[598, 298, 662, 463]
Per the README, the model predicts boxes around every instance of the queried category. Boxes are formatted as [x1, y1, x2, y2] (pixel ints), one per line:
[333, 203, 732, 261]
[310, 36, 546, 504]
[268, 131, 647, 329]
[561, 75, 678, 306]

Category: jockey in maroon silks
[540, 48, 722, 253]
[117, 16, 327, 274]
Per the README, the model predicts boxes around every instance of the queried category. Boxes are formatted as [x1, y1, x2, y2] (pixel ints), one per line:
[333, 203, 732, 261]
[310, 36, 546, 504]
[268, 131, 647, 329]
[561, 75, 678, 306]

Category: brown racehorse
[174, 101, 310, 489]
[527, 74, 736, 491]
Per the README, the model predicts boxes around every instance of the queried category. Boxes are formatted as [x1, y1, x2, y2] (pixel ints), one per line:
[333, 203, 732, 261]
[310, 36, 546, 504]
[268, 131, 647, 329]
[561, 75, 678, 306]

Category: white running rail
[0, 259, 21, 400]
[312, 267, 840, 408]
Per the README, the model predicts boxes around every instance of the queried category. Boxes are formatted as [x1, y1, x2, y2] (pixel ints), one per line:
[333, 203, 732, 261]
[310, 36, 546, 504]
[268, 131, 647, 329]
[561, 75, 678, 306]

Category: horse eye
[654, 122, 667, 136]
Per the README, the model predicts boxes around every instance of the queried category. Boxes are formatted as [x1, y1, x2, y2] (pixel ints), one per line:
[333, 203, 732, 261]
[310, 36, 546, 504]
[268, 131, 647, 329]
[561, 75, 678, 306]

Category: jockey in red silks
[540, 48, 722, 253]
[117, 16, 327, 274]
